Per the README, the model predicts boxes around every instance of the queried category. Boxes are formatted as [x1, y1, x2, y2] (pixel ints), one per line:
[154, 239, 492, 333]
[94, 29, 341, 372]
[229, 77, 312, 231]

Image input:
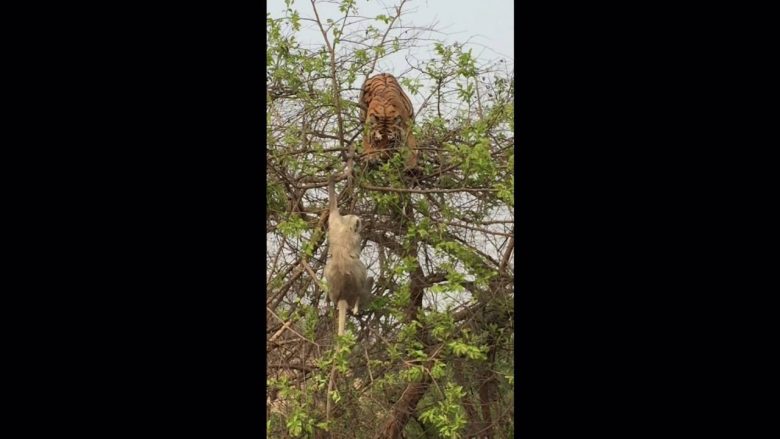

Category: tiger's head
[363, 99, 407, 164]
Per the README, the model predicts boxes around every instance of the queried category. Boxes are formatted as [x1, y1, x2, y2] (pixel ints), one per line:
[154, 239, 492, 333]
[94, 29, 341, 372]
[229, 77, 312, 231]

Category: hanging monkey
[323, 175, 374, 336]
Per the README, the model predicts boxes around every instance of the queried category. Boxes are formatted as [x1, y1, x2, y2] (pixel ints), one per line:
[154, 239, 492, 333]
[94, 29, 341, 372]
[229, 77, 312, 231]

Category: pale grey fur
[323, 176, 374, 335]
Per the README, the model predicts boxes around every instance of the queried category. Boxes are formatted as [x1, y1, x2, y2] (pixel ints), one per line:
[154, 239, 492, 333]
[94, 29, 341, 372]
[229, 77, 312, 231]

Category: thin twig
[360, 183, 498, 194]
[364, 0, 409, 79]
[310, 0, 348, 175]
[364, 344, 374, 384]
[268, 364, 314, 372]
[437, 221, 513, 237]
[499, 233, 515, 274]
[267, 307, 321, 348]
[269, 319, 293, 343]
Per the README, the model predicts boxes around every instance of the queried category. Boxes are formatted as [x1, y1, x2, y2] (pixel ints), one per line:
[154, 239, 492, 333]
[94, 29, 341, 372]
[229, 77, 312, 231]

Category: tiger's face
[364, 101, 408, 163]
[368, 114, 405, 149]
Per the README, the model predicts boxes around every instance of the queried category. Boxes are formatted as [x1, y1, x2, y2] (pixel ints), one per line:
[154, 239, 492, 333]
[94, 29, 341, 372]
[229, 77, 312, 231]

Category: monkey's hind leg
[353, 277, 375, 315]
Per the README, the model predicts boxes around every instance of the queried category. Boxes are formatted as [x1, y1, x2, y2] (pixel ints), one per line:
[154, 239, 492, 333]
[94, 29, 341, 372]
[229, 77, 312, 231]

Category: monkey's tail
[336, 299, 348, 336]
[327, 300, 348, 428]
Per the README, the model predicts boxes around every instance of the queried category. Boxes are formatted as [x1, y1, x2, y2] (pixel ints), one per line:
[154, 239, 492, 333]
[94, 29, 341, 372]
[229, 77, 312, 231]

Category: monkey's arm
[352, 276, 375, 315]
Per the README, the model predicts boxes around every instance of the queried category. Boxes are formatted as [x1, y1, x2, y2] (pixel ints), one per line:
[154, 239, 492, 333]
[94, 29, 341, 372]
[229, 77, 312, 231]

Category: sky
[267, 0, 514, 68]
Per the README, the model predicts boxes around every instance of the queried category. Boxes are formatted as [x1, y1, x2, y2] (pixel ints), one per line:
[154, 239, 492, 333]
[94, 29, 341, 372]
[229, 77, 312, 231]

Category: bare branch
[361, 183, 499, 194]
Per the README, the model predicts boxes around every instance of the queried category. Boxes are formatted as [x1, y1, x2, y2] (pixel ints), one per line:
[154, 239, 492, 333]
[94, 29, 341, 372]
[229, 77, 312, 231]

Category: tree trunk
[374, 379, 431, 439]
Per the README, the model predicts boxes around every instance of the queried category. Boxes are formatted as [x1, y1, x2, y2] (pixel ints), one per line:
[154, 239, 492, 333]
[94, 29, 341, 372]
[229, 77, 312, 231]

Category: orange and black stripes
[358, 73, 419, 169]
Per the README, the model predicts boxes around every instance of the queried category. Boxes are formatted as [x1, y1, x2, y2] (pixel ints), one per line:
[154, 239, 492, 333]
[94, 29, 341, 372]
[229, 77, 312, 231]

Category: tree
[267, 1, 514, 437]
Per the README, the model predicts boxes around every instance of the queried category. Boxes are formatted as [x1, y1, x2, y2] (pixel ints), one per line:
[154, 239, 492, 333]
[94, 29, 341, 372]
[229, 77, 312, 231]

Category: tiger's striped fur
[358, 73, 419, 170]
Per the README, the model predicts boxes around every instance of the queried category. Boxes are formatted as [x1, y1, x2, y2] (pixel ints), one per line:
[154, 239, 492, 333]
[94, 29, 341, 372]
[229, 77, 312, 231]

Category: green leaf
[431, 361, 446, 379]
[276, 216, 308, 238]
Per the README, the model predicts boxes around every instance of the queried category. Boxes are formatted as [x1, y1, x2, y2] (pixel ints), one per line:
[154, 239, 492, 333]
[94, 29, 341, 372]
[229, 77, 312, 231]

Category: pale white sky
[267, 0, 514, 66]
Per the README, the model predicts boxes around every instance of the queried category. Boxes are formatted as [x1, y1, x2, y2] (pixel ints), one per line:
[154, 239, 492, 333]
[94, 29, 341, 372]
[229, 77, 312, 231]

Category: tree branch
[361, 183, 498, 194]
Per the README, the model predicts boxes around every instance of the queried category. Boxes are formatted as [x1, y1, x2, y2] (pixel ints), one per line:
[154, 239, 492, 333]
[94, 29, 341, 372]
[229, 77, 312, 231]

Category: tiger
[358, 73, 420, 170]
